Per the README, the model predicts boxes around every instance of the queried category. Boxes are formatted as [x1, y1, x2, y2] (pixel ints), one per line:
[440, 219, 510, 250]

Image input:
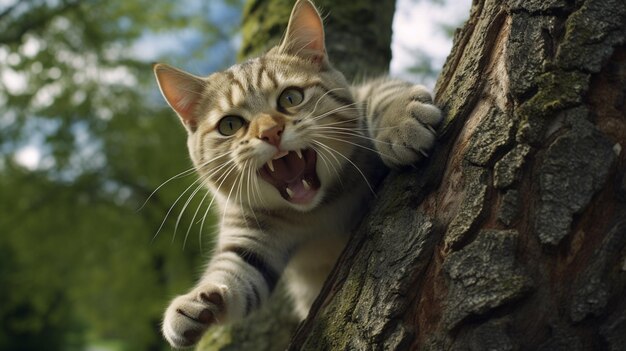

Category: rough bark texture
[197, 1, 395, 349]
[199, 0, 626, 349]
[288, 0, 626, 350]
[196, 287, 299, 351]
[239, 0, 395, 79]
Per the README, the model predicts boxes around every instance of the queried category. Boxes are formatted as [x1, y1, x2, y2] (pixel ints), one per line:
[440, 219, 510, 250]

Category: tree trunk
[288, 0, 626, 350]
[198, 0, 626, 349]
[197, 1, 395, 349]
[238, 0, 395, 79]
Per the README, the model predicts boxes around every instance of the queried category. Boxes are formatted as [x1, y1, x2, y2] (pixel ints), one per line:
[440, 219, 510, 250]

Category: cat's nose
[251, 114, 286, 148]
[258, 123, 284, 147]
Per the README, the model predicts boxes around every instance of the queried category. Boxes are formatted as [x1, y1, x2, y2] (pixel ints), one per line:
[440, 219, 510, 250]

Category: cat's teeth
[419, 149, 429, 157]
[302, 179, 311, 190]
[273, 150, 289, 159]
[295, 149, 303, 159]
[267, 160, 275, 172]
[285, 187, 294, 198]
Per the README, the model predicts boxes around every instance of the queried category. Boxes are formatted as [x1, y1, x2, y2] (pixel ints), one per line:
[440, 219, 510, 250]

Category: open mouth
[258, 149, 320, 204]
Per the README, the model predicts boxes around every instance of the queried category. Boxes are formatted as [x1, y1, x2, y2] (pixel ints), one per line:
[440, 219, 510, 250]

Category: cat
[153, 0, 442, 348]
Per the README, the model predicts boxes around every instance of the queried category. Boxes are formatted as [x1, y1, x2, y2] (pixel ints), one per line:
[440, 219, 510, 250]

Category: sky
[9, 0, 472, 169]
[127, 0, 473, 87]
[390, 0, 472, 86]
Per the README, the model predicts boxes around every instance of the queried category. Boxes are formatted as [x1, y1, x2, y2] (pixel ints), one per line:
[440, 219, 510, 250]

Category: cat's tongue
[259, 149, 320, 204]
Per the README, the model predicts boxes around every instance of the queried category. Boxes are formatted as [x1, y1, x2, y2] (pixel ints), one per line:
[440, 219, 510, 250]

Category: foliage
[0, 0, 241, 349]
[399, 0, 470, 87]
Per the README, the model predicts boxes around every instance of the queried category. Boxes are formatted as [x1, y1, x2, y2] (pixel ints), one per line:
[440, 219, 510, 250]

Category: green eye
[278, 87, 304, 109]
[217, 116, 245, 136]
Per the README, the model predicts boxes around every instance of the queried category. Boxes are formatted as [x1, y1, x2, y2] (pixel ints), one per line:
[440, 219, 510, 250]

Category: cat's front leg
[355, 78, 443, 167]
[162, 227, 289, 348]
[162, 283, 228, 348]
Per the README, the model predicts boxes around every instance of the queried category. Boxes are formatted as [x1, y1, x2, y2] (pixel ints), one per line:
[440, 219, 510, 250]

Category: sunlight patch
[15, 145, 42, 170]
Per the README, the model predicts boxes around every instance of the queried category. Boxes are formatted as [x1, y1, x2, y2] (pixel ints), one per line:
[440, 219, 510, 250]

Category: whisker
[235, 160, 250, 230]
[137, 152, 230, 211]
[316, 117, 361, 127]
[314, 133, 400, 164]
[310, 103, 361, 122]
[221, 163, 243, 226]
[243, 161, 263, 229]
[174, 180, 209, 243]
[137, 168, 196, 212]
[151, 174, 208, 244]
[251, 165, 267, 208]
[198, 162, 240, 250]
[182, 159, 240, 250]
[312, 128, 401, 148]
[315, 116, 408, 133]
[310, 87, 348, 116]
[311, 144, 343, 187]
[312, 140, 376, 196]
[311, 143, 344, 186]
[183, 186, 212, 249]
[311, 121, 408, 132]
[175, 161, 236, 244]
[247, 162, 260, 208]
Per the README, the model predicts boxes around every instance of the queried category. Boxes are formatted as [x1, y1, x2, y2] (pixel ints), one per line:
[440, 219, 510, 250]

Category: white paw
[162, 286, 226, 349]
[375, 86, 442, 167]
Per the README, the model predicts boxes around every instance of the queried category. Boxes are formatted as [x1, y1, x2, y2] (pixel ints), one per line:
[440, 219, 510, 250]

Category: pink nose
[258, 124, 283, 147]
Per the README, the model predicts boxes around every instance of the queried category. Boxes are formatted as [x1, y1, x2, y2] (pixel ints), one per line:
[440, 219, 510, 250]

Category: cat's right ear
[153, 63, 205, 132]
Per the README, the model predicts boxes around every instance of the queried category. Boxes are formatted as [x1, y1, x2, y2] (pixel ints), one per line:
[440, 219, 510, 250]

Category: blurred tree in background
[0, 0, 242, 350]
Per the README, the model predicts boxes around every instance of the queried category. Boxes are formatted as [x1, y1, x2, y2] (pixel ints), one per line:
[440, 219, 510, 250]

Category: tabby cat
[153, 0, 442, 347]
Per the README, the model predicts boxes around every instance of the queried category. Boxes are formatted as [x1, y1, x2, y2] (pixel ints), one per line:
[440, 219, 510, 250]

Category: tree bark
[288, 0, 626, 350]
[239, 0, 395, 79]
[199, 0, 626, 349]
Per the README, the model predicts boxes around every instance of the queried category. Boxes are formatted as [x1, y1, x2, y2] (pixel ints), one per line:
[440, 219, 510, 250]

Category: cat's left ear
[279, 0, 327, 66]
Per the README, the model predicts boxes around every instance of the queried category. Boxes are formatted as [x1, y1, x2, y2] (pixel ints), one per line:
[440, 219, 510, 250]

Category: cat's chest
[285, 188, 373, 238]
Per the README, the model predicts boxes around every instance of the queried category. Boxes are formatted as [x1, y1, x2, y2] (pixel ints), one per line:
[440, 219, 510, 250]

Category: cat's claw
[426, 124, 437, 135]
[162, 287, 225, 349]
[374, 85, 442, 168]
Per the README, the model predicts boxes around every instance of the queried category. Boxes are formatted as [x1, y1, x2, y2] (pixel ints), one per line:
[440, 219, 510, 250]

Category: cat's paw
[375, 85, 442, 167]
[162, 285, 226, 349]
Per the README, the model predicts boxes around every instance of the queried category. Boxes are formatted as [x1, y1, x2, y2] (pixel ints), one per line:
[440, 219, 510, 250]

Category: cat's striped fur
[154, 0, 442, 348]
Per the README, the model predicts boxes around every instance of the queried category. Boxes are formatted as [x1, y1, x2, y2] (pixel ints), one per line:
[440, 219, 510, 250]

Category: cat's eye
[217, 116, 246, 136]
[278, 87, 304, 109]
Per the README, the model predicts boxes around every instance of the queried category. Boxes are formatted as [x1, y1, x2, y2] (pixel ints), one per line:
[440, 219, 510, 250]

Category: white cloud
[390, 0, 472, 87]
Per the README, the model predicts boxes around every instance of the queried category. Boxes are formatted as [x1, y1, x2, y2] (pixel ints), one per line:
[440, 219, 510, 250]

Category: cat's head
[154, 0, 359, 212]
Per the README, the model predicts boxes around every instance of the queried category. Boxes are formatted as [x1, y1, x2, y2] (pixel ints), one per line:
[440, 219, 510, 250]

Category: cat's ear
[153, 63, 205, 132]
[279, 0, 327, 66]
